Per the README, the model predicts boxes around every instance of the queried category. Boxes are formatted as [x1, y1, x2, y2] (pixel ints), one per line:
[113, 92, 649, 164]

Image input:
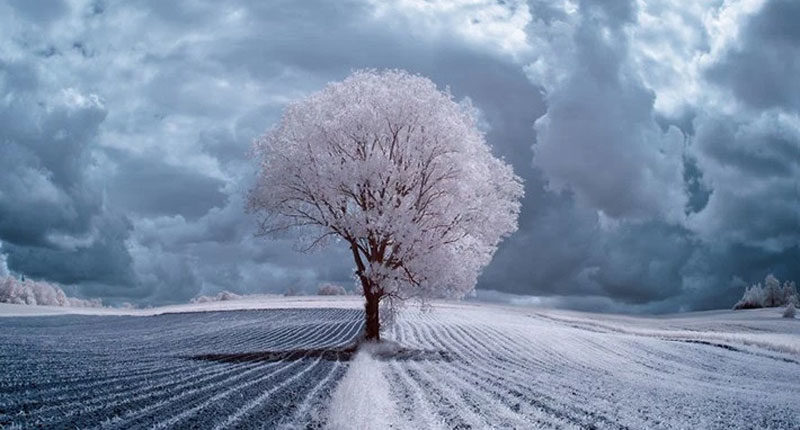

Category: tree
[733, 282, 765, 309]
[733, 274, 798, 310]
[247, 70, 523, 341]
[764, 274, 782, 307]
[782, 280, 798, 306]
[0, 275, 102, 307]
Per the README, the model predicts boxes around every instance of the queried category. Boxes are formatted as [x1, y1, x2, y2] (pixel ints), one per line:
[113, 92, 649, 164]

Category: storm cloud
[0, 0, 797, 311]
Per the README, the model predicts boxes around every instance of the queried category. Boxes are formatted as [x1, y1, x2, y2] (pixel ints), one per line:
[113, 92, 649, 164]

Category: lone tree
[247, 70, 522, 341]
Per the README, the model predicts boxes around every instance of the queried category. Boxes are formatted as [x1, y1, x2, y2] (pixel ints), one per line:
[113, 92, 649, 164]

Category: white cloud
[368, 0, 533, 60]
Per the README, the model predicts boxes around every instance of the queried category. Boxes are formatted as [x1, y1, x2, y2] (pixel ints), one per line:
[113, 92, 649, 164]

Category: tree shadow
[186, 344, 453, 363]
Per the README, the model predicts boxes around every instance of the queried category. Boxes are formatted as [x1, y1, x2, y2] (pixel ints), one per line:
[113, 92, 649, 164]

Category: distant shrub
[284, 286, 302, 297]
[783, 303, 796, 319]
[734, 274, 797, 310]
[0, 276, 102, 307]
[317, 283, 347, 296]
[190, 290, 242, 304]
[782, 281, 798, 306]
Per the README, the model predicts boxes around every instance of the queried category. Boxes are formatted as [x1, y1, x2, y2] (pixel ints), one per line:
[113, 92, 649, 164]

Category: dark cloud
[480, 186, 601, 297]
[591, 221, 696, 304]
[0, 60, 105, 247]
[0, 54, 137, 301]
[530, 0, 686, 220]
[690, 113, 800, 250]
[104, 148, 228, 220]
[681, 154, 712, 215]
[695, 115, 798, 179]
[4, 214, 135, 288]
[706, 0, 800, 112]
[678, 1, 800, 309]
[506, 0, 800, 312]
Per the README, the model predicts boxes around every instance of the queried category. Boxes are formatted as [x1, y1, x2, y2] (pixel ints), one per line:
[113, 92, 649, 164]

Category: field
[1, 299, 798, 429]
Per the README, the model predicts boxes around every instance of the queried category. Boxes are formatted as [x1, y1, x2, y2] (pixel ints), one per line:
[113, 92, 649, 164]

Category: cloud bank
[0, 0, 797, 311]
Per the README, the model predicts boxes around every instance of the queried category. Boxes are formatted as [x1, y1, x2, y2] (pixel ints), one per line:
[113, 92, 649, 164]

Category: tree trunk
[349, 240, 381, 342]
[364, 291, 381, 342]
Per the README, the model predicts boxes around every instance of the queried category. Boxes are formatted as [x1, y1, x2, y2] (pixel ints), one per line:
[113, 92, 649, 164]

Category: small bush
[733, 283, 765, 310]
[783, 303, 796, 319]
[190, 290, 242, 304]
[317, 283, 347, 296]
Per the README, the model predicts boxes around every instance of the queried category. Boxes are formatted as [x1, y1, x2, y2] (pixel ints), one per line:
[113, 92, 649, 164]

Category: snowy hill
[0, 298, 797, 428]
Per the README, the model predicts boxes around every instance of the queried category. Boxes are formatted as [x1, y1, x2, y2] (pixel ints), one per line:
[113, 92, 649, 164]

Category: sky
[0, 0, 798, 312]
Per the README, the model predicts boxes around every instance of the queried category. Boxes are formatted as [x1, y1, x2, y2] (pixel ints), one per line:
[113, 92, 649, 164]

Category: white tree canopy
[248, 69, 523, 305]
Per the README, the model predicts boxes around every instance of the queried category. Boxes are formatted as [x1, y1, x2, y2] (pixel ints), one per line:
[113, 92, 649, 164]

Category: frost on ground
[0, 294, 357, 317]
[327, 350, 397, 430]
[0, 308, 361, 429]
[0, 300, 798, 429]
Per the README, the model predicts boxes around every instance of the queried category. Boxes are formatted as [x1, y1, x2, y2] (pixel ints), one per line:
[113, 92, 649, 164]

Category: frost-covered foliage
[734, 274, 798, 310]
[784, 303, 796, 319]
[0, 276, 102, 307]
[190, 291, 242, 304]
[734, 284, 766, 310]
[317, 283, 347, 296]
[248, 69, 523, 339]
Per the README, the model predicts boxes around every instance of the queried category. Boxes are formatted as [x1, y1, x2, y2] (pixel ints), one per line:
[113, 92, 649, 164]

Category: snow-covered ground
[1, 298, 797, 428]
[0, 294, 361, 317]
